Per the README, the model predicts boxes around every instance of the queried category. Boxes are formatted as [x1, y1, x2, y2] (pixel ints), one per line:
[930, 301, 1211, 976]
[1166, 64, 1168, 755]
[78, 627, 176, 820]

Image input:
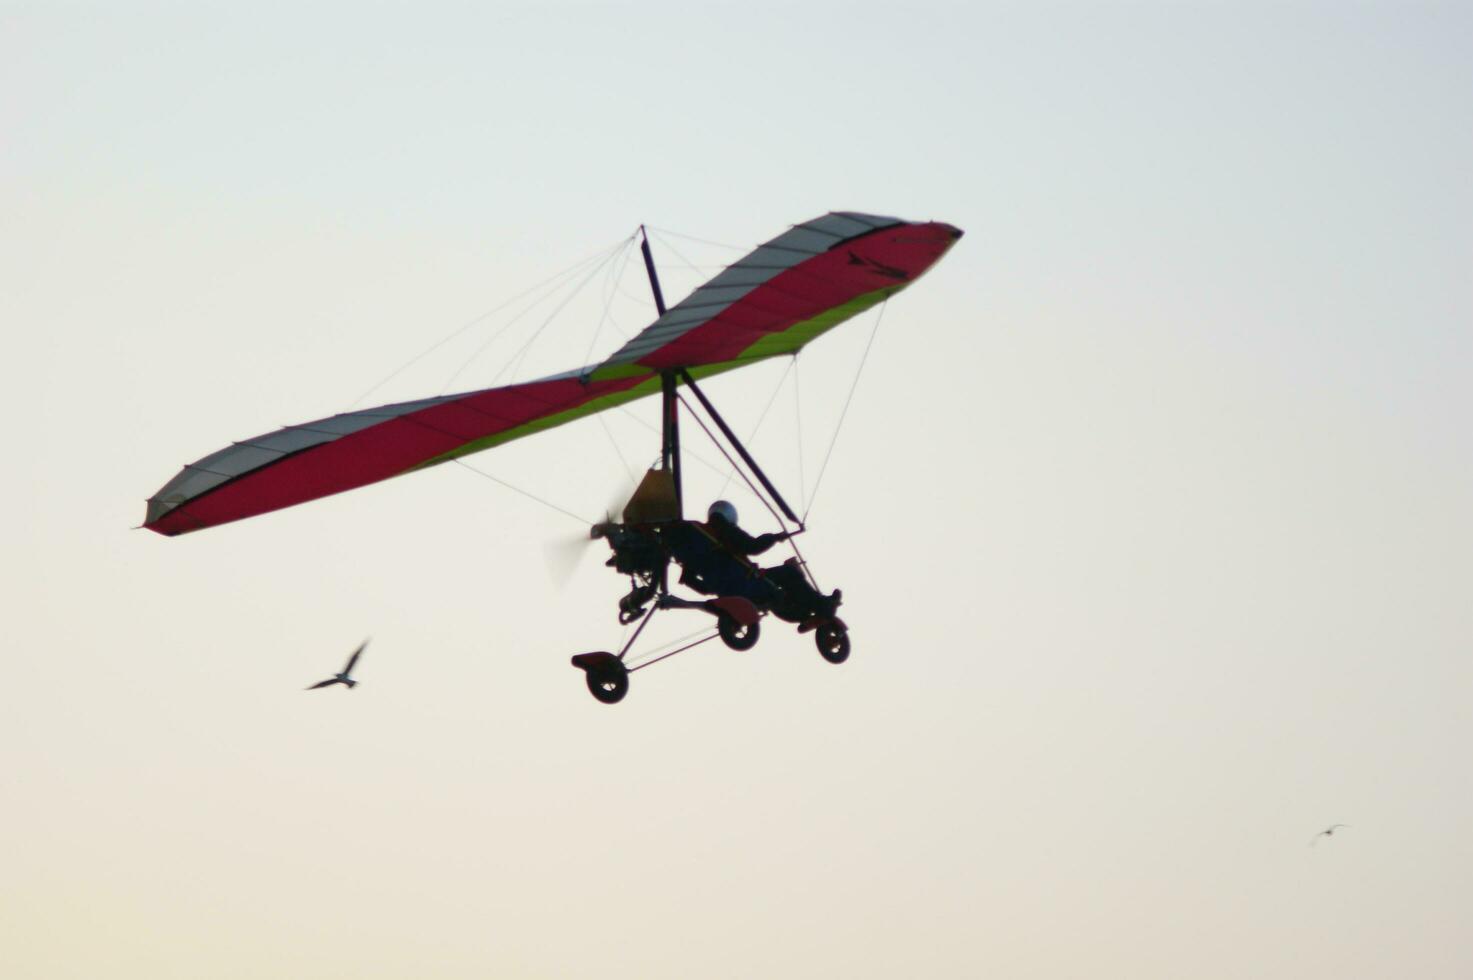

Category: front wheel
[815, 625, 850, 664]
[586, 662, 629, 703]
[718, 614, 760, 651]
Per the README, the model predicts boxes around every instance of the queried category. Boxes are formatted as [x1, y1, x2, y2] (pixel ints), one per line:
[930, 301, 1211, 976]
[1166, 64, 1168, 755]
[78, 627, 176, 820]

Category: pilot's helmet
[707, 500, 738, 525]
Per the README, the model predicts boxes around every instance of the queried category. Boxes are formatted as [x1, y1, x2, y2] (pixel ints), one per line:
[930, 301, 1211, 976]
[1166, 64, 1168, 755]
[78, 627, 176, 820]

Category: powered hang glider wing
[144, 212, 963, 536]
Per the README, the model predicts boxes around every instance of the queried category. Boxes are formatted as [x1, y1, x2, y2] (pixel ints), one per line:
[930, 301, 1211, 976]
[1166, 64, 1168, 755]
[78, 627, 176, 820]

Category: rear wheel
[815, 625, 850, 664]
[717, 614, 760, 651]
[586, 661, 629, 703]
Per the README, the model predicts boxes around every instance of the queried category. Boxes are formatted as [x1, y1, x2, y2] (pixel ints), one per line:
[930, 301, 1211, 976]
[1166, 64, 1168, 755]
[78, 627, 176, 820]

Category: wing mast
[643, 226, 800, 528]
[641, 225, 684, 521]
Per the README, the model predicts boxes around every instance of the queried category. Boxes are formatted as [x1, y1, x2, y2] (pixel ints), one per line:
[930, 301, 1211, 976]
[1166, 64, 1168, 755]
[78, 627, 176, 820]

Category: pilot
[679, 500, 841, 622]
[703, 499, 790, 557]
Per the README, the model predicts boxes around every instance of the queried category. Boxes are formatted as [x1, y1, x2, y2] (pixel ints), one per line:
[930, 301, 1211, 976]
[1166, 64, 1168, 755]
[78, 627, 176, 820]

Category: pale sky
[4, 2, 1471, 978]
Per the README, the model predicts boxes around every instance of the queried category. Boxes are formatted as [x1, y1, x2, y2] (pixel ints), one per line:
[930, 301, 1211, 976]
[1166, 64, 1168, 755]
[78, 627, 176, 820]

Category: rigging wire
[647, 229, 710, 279]
[645, 229, 742, 307]
[347, 237, 629, 409]
[715, 355, 797, 499]
[613, 404, 730, 479]
[614, 279, 662, 307]
[445, 236, 645, 529]
[452, 458, 593, 527]
[677, 392, 789, 533]
[438, 258, 610, 394]
[581, 236, 641, 366]
[646, 226, 745, 252]
[600, 259, 639, 342]
[682, 384, 824, 591]
[802, 298, 889, 525]
[793, 354, 805, 512]
[495, 236, 635, 386]
[596, 409, 638, 492]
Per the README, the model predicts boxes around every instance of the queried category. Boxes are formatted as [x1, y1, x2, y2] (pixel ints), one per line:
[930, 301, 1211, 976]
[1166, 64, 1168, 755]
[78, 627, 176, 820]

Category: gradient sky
[4, 2, 1471, 978]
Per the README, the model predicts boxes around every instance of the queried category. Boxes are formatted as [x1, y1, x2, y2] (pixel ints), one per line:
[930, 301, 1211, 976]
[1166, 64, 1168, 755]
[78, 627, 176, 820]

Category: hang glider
[144, 212, 962, 536]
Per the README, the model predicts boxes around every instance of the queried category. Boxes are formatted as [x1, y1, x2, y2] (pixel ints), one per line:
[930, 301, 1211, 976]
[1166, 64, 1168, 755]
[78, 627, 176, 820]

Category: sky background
[4, 2, 1471, 977]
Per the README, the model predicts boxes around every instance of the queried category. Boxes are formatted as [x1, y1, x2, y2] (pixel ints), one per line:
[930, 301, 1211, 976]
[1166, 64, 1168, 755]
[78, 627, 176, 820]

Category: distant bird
[306, 640, 367, 690]
[1310, 824, 1350, 845]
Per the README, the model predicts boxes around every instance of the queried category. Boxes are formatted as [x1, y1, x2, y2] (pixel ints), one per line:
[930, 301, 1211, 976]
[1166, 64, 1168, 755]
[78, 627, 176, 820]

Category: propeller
[542, 481, 635, 587]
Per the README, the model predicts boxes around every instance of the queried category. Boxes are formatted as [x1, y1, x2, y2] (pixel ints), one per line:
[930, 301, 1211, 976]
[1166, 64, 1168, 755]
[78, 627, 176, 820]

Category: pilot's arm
[719, 523, 790, 556]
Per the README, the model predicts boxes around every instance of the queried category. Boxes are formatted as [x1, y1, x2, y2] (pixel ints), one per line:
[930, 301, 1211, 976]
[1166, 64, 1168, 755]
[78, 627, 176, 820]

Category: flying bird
[306, 640, 367, 690]
[1310, 824, 1350, 845]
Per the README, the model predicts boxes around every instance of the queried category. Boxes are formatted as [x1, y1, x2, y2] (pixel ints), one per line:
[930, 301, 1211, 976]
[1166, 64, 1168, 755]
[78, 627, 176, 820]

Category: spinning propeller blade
[542, 481, 634, 587]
